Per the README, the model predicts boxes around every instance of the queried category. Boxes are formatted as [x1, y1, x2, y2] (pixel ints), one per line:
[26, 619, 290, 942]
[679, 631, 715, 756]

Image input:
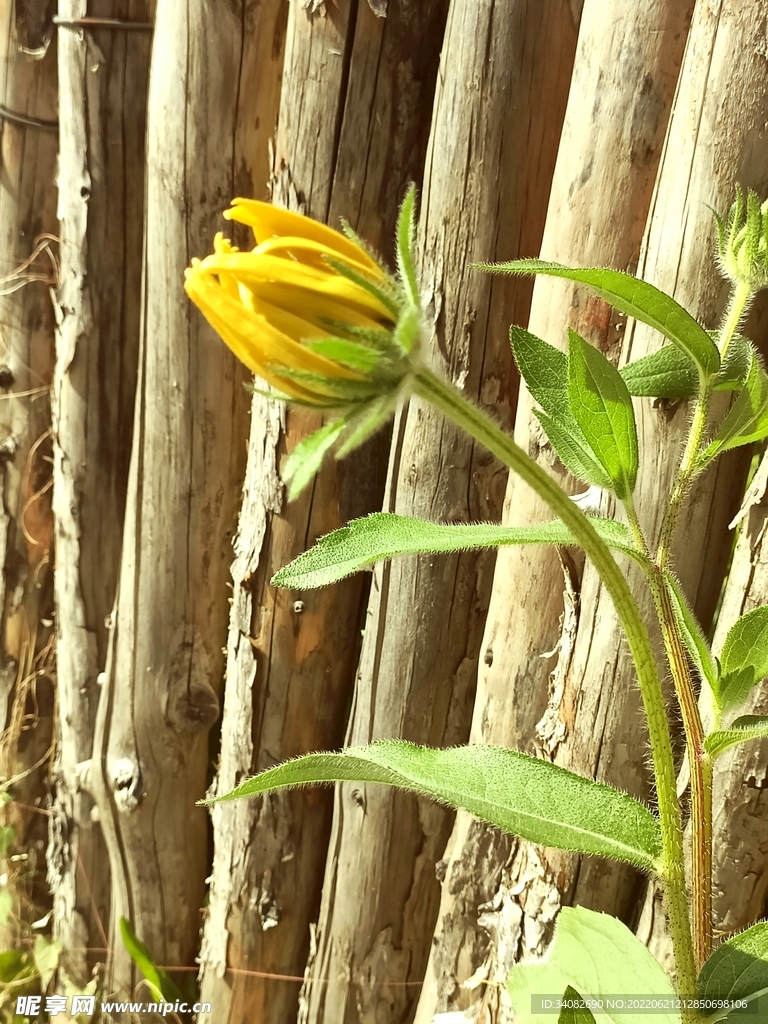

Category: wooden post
[632, 0, 768, 966]
[87, 0, 278, 993]
[198, 3, 448, 1021]
[412, 2, 694, 1019]
[708, 455, 768, 937]
[301, 3, 581, 1022]
[0, 0, 57, 955]
[50, 0, 154, 983]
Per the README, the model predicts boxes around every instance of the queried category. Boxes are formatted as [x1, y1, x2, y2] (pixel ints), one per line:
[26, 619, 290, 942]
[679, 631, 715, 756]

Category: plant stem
[412, 365, 698, 1006]
[651, 566, 712, 971]
[650, 279, 752, 970]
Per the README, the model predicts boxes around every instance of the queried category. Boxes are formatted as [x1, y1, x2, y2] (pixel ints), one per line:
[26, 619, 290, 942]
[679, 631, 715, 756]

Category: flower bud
[715, 187, 768, 293]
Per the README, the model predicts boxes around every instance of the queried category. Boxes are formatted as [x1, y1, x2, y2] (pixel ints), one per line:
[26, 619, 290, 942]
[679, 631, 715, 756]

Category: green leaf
[559, 988, 598, 1024]
[394, 303, 420, 353]
[395, 183, 419, 307]
[304, 337, 381, 373]
[510, 326, 570, 420]
[0, 824, 15, 858]
[567, 329, 638, 499]
[720, 605, 768, 694]
[701, 356, 768, 464]
[507, 906, 680, 1024]
[705, 716, 768, 759]
[271, 512, 642, 590]
[0, 949, 26, 984]
[119, 918, 182, 1003]
[0, 888, 12, 927]
[508, 326, 619, 490]
[282, 419, 347, 500]
[620, 334, 751, 399]
[698, 920, 768, 1020]
[719, 667, 757, 715]
[479, 259, 720, 378]
[33, 935, 61, 991]
[208, 741, 663, 871]
[535, 410, 614, 490]
[336, 396, 397, 458]
[323, 255, 401, 321]
[664, 572, 720, 700]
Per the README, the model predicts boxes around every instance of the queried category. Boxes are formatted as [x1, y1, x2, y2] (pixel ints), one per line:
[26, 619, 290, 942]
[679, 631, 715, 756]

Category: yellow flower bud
[185, 199, 398, 405]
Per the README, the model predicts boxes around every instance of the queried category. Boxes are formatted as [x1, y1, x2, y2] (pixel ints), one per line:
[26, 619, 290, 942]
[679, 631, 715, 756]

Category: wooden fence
[1, 1, 767, 1022]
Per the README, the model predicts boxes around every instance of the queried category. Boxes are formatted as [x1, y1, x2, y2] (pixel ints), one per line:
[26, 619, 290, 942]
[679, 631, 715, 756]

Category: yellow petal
[184, 266, 363, 401]
[252, 235, 377, 279]
[223, 198, 385, 278]
[198, 251, 394, 325]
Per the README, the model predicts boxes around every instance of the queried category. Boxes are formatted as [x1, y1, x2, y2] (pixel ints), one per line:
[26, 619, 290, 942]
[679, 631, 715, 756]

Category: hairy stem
[650, 280, 752, 970]
[413, 365, 698, 1006]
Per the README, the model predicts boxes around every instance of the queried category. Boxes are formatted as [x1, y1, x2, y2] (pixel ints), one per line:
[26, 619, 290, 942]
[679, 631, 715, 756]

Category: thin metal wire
[53, 16, 154, 31]
[0, 105, 58, 133]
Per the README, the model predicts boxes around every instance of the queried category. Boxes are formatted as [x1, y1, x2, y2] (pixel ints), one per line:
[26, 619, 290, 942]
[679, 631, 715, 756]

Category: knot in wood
[110, 758, 143, 813]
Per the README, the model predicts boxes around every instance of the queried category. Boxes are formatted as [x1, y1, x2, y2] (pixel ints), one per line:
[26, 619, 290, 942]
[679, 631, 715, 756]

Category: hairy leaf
[705, 716, 768, 759]
[720, 605, 768, 696]
[698, 920, 768, 1019]
[507, 906, 680, 1024]
[209, 742, 663, 871]
[480, 259, 719, 378]
[620, 334, 751, 399]
[282, 419, 347, 499]
[271, 512, 642, 590]
[559, 988, 598, 1024]
[701, 355, 768, 463]
[535, 410, 614, 490]
[665, 573, 719, 700]
[510, 326, 569, 420]
[568, 329, 638, 499]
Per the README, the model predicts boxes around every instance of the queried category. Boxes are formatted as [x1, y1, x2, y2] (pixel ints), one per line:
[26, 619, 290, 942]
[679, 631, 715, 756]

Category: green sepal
[395, 183, 420, 307]
[282, 419, 347, 500]
[323, 254, 402, 320]
[304, 337, 382, 373]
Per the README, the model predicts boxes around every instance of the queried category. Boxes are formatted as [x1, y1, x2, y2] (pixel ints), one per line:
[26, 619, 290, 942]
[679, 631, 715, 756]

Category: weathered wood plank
[300, 3, 581, 1023]
[86, 0, 273, 993]
[412, 3, 694, 1020]
[633, 3, 768, 969]
[0, 0, 57, 955]
[49, 0, 154, 983]
[198, 3, 448, 1021]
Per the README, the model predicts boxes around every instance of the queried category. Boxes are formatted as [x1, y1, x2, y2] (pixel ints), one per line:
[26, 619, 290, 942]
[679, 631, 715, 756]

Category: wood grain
[412, 2, 694, 1019]
[198, 3, 448, 1022]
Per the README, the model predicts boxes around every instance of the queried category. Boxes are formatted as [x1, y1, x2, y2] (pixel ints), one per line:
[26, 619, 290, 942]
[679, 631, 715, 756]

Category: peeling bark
[86, 0, 270, 994]
[198, 3, 448, 1022]
[412, 3, 694, 1020]
[630, 0, 768, 974]
[0, 0, 57, 953]
[301, 3, 582, 1023]
[49, 0, 154, 984]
